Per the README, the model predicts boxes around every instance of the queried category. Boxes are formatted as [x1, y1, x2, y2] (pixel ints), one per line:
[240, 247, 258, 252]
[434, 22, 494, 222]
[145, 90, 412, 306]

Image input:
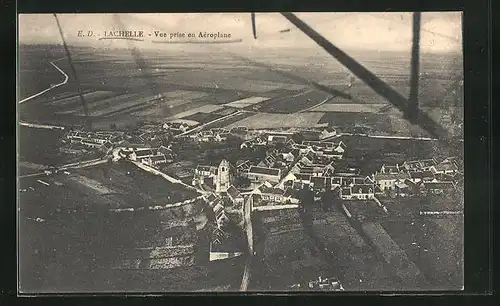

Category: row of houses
[293, 140, 346, 160]
[373, 157, 462, 192]
[251, 181, 300, 205]
[163, 121, 191, 134]
[190, 128, 231, 143]
[118, 146, 173, 168]
[381, 157, 461, 176]
[236, 139, 348, 190]
[203, 187, 244, 231]
[65, 130, 124, 150]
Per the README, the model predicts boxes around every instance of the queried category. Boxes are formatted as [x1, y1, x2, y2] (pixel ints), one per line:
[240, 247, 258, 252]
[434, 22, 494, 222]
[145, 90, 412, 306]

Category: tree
[292, 133, 305, 144]
[235, 175, 251, 188]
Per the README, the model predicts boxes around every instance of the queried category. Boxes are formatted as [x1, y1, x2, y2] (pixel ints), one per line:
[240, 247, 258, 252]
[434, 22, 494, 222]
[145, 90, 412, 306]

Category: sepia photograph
[17, 12, 464, 293]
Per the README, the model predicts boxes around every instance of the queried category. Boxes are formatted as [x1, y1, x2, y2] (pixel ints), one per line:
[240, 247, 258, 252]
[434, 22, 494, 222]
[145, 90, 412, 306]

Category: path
[19, 57, 68, 104]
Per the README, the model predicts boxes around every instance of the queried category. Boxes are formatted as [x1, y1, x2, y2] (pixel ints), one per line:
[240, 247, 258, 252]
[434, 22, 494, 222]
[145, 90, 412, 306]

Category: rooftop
[248, 166, 280, 177]
[374, 172, 411, 180]
[226, 185, 241, 199]
[350, 184, 375, 194]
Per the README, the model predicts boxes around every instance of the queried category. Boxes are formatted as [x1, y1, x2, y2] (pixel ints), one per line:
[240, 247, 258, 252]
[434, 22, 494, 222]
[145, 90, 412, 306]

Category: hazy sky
[18, 12, 462, 54]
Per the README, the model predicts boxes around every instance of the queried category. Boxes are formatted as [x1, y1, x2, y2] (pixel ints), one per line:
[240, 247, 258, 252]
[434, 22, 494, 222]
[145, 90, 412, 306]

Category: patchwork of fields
[19, 45, 462, 139]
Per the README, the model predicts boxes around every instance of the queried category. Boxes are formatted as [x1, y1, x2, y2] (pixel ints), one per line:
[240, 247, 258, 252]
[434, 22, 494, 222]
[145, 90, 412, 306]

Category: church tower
[216, 159, 230, 193]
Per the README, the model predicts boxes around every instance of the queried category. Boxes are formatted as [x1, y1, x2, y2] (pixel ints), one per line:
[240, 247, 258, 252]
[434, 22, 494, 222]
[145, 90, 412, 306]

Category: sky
[18, 12, 462, 54]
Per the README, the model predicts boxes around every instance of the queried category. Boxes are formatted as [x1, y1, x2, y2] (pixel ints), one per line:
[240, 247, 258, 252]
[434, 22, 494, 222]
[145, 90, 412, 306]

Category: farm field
[310, 103, 386, 113]
[225, 112, 325, 129]
[381, 217, 464, 289]
[18, 160, 210, 292]
[254, 89, 332, 113]
[19, 44, 462, 140]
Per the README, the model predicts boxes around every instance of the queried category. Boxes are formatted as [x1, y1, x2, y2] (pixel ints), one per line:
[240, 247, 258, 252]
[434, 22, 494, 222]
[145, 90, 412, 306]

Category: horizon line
[17, 42, 463, 56]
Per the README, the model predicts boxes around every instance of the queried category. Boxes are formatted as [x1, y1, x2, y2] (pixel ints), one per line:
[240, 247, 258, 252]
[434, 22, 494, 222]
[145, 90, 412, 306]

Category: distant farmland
[225, 112, 325, 129]
[18, 44, 462, 136]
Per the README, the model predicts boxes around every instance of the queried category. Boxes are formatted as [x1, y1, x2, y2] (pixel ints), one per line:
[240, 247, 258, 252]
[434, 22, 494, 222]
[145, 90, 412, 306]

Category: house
[317, 148, 343, 160]
[311, 176, 330, 191]
[194, 130, 228, 143]
[302, 140, 335, 150]
[341, 176, 373, 187]
[293, 173, 312, 189]
[213, 202, 229, 229]
[300, 152, 316, 166]
[407, 170, 435, 183]
[281, 152, 296, 163]
[226, 185, 244, 206]
[212, 227, 227, 244]
[212, 128, 230, 135]
[332, 141, 347, 155]
[299, 141, 346, 160]
[373, 171, 411, 191]
[163, 121, 190, 133]
[240, 136, 267, 149]
[403, 179, 422, 195]
[203, 193, 220, 207]
[254, 182, 288, 203]
[257, 150, 279, 168]
[429, 160, 459, 175]
[67, 130, 119, 149]
[422, 180, 457, 195]
[302, 141, 346, 154]
[283, 188, 300, 204]
[379, 164, 401, 174]
[434, 172, 458, 182]
[442, 157, 462, 170]
[245, 166, 281, 187]
[130, 148, 155, 161]
[230, 126, 248, 134]
[394, 181, 411, 197]
[141, 154, 168, 167]
[80, 138, 105, 149]
[236, 160, 252, 172]
[322, 163, 335, 177]
[340, 184, 375, 200]
[192, 165, 218, 187]
[267, 135, 289, 146]
[320, 126, 337, 139]
[401, 158, 437, 171]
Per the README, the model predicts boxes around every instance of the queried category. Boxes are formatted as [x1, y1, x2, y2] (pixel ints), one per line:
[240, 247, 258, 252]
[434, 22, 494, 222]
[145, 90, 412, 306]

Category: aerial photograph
[17, 12, 464, 293]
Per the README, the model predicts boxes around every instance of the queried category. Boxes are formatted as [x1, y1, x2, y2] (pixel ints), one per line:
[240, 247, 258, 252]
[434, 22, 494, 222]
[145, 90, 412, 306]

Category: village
[52, 118, 464, 284]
